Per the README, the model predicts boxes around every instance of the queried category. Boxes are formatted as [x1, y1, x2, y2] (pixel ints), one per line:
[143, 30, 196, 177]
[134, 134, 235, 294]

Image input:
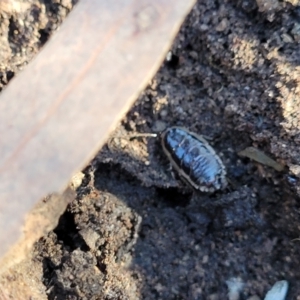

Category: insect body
[161, 127, 227, 192]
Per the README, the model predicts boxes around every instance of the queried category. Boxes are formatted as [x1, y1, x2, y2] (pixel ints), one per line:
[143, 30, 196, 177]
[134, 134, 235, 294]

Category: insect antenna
[128, 133, 158, 140]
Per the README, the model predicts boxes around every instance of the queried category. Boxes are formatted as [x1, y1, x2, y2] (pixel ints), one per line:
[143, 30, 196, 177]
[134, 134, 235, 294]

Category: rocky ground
[1, 0, 300, 299]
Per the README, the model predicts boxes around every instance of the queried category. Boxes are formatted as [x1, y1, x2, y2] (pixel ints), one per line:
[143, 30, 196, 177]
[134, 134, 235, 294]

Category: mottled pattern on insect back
[161, 127, 227, 192]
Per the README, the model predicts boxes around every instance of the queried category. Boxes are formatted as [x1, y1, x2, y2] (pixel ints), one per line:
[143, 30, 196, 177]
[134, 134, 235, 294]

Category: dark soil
[2, 0, 300, 299]
[0, 0, 77, 90]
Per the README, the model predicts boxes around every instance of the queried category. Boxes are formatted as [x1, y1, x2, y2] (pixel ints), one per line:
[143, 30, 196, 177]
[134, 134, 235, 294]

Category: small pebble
[200, 24, 209, 31]
[160, 109, 168, 118]
[79, 228, 99, 250]
[70, 171, 85, 189]
[152, 120, 167, 132]
[281, 33, 293, 43]
[289, 164, 300, 176]
[165, 50, 179, 68]
[216, 18, 229, 31]
[264, 280, 288, 300]
[291, 23, 300, 41]
[226, 277, 244, 300]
